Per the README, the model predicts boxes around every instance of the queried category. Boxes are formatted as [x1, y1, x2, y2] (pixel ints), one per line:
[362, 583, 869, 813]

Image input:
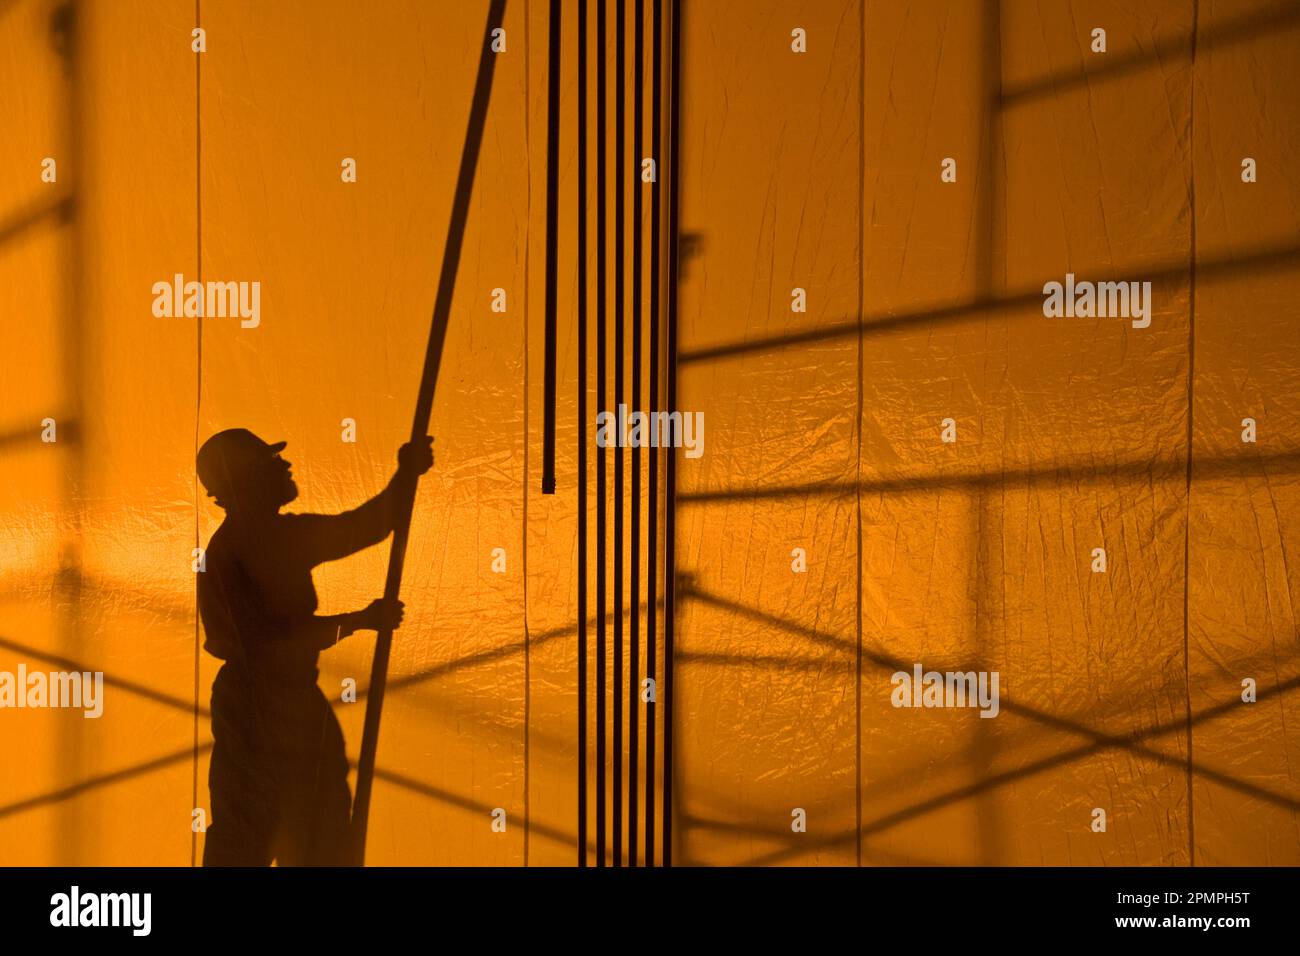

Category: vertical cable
[595, 0, 608, 869]
[662, 0, 681, 868]
[576, 0, 589, 868]
[1183, 0, 1200, 867]
[645, 0, 662, 868]
[522, 0, 533, 869]
[629, 0, 644, 866]
[613, 0, 625, 868]
[854, 0, 864, 869]
[542, 0, 561, 495]
[191, 0, 203, 869]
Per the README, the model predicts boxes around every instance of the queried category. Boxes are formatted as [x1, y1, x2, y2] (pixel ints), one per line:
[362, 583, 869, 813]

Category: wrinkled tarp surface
[1, 0, 1298, 865]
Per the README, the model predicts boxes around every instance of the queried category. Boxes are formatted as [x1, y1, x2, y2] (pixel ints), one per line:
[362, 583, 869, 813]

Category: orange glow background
[2, 0, 1299, 866]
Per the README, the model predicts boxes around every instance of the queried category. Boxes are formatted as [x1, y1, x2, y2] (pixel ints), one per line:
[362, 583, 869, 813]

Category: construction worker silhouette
[195, 428, 434, 866]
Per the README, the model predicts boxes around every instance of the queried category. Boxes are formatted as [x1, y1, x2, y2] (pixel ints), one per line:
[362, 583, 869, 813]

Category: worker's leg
[203, 664, 278, 867]
[275, 682, 353, 866]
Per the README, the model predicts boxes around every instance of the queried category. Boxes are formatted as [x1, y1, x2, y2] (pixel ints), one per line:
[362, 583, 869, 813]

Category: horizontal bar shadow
[0, 741, 206, 821]
[0, 747, 595, 861]
[0, 193, 73, 253]
[1001, 1, 1300, 109]
[681, 581, 1300, 817]
[0, 417, 80, 456]
[679, 241, 1299, 366]
[738, 669, 1300, 867]
[679, 812, 956, 865]
[0, 633, 209, 718]
[6, 590, 1291, 858]
[379, 598, 664, 697]
[0, 739, 594, 860]
[372, 767, 594, 857]
[679, 448, 1300, 505]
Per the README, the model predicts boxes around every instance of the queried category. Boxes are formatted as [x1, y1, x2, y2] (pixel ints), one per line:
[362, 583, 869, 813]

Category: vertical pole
[661, 0, 681, 868]
[629, 0, 644, 866]
[613, 0, 625, 867]
[351, 0, 508, 865]
[576, 0, 589, 867]
[595, 0, 608, 868]
[645, 0, 662, 868]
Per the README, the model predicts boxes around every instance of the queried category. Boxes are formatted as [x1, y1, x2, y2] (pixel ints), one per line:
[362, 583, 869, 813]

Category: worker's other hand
[397, 435, 435, 476]
[361, 597, 405, 632]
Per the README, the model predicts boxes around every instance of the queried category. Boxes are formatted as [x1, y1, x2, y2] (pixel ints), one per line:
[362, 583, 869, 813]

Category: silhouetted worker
[195, 428, 434, 866]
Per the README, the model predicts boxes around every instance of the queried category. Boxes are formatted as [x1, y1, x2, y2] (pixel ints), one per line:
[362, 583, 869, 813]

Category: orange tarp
[1, 0, 1297, 866]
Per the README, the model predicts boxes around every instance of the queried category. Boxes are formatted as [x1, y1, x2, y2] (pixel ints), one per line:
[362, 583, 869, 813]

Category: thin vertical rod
[542, 0, 561, 495]
[662, 0, 680, 868]
[629, 0, 644, 866]
[645, 0, 662, 868]
[595, 0, 608, 868]
[576, 0, 589, 867]
[613, 0, 626, 867]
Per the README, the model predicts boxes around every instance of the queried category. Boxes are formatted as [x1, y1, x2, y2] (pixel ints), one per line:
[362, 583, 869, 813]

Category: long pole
[595, 0, 609, 867]
[629, 0, 643, 866]
[662, 0, 680, 868]
[612, 0, 625, 867]
[645, 0, 661, 867]
[576, 0, 589, 866]
[351, 0, 508, 866]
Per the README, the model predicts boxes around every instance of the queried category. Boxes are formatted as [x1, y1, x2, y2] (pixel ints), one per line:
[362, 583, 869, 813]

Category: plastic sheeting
[1, 0, 1298, 866]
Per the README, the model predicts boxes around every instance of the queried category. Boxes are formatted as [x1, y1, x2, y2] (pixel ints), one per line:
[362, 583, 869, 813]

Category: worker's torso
[201, 514, 322, 679]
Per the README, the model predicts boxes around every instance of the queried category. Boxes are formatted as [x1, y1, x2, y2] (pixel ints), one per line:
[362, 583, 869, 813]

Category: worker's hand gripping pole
[350, 0, 508, 866]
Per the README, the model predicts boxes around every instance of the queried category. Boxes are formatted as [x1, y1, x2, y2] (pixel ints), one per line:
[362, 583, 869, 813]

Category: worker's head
[197, 428, 297, 513]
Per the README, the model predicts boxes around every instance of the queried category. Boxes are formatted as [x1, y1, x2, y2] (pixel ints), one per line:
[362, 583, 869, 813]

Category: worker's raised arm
[286, 436, 435, 564]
